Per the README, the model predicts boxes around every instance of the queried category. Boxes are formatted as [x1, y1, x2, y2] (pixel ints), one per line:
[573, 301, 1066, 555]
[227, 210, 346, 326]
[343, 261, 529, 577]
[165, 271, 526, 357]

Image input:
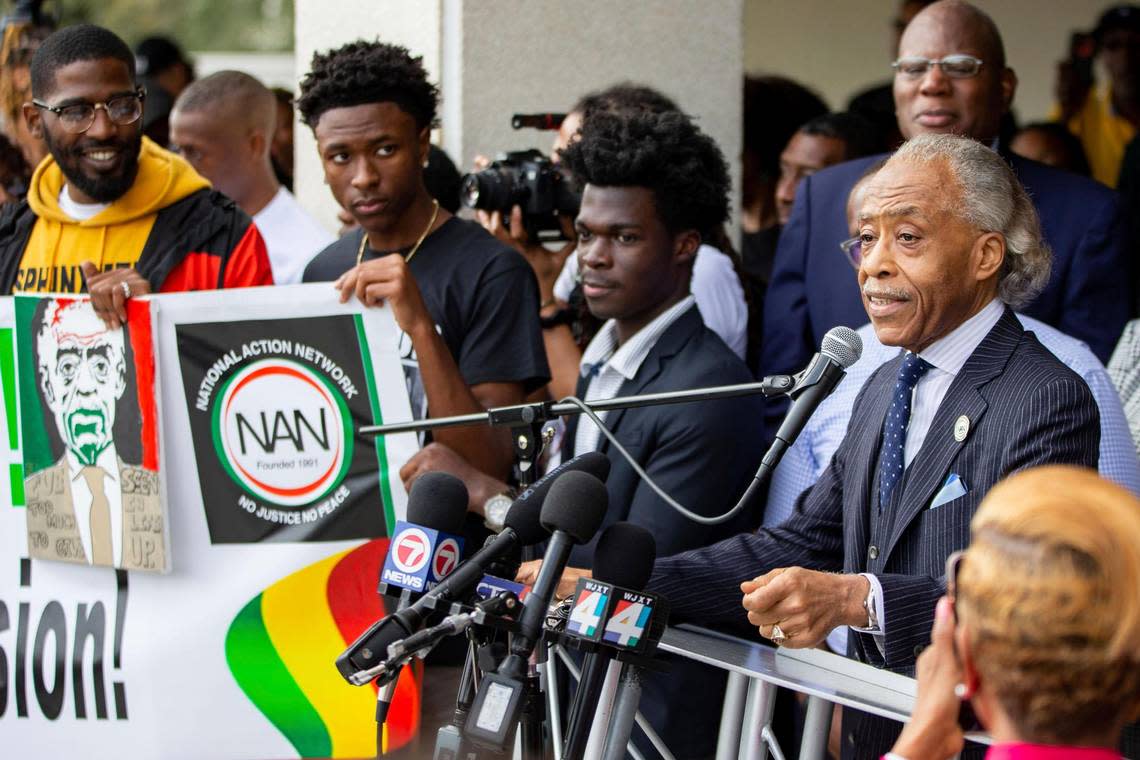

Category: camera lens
[460, 166, 518, 212]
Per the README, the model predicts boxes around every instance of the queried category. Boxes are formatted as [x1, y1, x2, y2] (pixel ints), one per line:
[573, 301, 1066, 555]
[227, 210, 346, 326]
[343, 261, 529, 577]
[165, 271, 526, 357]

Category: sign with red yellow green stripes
[2, 288, 424, 758]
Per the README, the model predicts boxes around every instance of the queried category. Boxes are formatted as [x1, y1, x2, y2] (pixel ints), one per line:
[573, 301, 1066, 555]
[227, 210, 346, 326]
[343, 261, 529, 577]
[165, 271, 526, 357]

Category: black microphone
[406, 471, 470, 533]
[500, 471, 608, 679]
[337, 503, 546, 683]
[737, 326, 862, 515]
[485, 451, 611, 582]
[563, 522, 656, 760]
[337, 455, 613, 684]
[463, 472, 608, 751]
[756, 327, 863, 483]
[374, 472, 469, 722]
[772, 326, 862, 453]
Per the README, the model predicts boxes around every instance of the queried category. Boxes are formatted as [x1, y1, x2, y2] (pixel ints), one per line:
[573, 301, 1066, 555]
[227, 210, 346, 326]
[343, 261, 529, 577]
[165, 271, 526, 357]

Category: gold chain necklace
[356, 198, 440, 266]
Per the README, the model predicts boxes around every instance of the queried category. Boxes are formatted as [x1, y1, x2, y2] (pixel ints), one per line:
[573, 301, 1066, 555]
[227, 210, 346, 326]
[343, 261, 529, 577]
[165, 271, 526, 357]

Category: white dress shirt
[573, 296, 696, 455]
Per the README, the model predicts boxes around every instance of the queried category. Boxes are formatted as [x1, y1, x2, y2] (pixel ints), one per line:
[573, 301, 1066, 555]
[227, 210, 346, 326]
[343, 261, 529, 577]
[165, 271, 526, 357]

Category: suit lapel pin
[953, 415, 970, 442]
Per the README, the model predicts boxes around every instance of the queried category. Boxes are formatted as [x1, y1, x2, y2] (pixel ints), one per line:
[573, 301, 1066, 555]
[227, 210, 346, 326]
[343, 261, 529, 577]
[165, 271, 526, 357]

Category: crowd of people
[4, 1, 1140, 759]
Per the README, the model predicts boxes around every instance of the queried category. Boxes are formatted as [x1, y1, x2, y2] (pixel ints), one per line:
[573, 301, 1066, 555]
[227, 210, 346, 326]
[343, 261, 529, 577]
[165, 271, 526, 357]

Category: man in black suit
[402, 108, 763, 758]
[651, 134, 1100, 759]
[763, 0, 1130, 412]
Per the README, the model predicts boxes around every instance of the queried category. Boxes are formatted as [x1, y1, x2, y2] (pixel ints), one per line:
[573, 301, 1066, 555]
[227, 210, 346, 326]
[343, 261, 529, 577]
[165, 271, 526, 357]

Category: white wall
[744, 0, 1117, 124]
[293, 0, 443, 232]
[192, 52, 296, 90]
[293, 0, 743, 234]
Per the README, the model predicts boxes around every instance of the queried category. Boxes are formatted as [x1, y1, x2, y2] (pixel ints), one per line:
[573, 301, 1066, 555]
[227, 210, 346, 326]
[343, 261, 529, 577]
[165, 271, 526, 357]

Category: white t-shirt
[554, 243, 748, 359]
[59, 186, 110, 220]
[253, 187, 335, 285]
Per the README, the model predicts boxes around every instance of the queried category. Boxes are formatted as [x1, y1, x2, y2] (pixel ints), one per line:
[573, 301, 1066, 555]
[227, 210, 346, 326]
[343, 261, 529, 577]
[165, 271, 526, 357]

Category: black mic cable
[559, 325, 863, 526]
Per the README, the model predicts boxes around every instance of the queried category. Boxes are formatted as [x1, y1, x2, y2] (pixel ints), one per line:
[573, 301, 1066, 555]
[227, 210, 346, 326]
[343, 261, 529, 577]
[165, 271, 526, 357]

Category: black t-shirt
[304, 217, 550, 422]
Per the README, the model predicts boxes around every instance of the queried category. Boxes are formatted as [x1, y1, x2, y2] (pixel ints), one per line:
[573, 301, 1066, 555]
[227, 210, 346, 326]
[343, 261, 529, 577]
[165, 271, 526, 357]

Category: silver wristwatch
[483, 493, 514, 532]
[863, 582, 879, 630]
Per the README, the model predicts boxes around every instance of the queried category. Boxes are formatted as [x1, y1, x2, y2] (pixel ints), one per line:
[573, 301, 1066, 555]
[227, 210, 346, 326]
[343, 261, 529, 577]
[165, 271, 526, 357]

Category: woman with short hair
[887, 465, 1140, 759]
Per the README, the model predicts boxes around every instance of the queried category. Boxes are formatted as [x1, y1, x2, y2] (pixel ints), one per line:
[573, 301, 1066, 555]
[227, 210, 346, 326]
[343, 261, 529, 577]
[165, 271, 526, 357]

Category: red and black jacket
[0, 188, 272, 294]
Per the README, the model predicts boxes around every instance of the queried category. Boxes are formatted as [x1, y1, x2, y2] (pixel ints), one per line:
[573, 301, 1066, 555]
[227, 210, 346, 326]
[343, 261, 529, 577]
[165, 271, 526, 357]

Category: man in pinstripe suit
[650, 134, 1100, 759]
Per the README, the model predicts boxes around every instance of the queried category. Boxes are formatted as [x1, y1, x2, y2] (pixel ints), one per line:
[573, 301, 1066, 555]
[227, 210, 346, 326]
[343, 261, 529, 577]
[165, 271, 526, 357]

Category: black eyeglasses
[839, 236, 863, 268]
[945, 549, 965, 622]
[892, 55, 984, 79]
[32, 89, 146, 134]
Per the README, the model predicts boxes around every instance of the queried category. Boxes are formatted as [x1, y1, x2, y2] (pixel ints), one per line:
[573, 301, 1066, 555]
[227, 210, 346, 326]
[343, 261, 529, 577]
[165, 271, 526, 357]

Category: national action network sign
[177, 315, 390, 543]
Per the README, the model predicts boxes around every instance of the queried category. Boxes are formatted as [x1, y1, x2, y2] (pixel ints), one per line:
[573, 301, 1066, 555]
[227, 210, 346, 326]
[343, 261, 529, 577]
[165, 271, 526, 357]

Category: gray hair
[890, 133, 1051, 309]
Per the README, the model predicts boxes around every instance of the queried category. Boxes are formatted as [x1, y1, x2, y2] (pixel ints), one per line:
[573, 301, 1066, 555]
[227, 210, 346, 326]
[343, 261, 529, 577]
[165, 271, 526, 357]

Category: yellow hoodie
[15, 136, 209, 293]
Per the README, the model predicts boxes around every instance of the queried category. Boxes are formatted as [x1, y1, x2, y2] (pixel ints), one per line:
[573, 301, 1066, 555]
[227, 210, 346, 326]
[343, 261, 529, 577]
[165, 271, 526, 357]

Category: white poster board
[1, 285, 425, 758]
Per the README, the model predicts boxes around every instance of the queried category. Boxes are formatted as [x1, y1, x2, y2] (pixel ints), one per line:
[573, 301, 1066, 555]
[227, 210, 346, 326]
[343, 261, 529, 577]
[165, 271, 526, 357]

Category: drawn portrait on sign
[20, 297, 165, 571]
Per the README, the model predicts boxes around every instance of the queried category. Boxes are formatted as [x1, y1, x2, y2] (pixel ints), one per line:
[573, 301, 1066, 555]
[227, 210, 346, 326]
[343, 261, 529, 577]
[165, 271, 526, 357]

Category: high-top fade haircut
[559, 109, 730, 240]
[296, 39, 438, 131]
[30, 24, 136, 99]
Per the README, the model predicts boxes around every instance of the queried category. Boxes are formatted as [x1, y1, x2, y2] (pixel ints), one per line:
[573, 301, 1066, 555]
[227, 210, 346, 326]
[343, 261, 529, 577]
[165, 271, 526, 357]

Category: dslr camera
[461, 149, 580, 241]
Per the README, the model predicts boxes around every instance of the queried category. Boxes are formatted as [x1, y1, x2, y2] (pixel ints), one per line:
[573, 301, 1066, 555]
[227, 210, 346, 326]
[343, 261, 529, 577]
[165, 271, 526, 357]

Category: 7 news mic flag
[382, 521, 464, 593]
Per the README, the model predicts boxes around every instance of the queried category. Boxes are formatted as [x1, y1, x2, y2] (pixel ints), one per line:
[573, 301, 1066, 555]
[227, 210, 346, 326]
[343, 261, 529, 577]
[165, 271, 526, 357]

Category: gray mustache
[862, 284, 911, 300]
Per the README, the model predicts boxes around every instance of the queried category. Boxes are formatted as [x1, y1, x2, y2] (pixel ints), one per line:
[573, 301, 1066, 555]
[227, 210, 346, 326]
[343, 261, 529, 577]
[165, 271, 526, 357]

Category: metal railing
[547, 623, 992, 760]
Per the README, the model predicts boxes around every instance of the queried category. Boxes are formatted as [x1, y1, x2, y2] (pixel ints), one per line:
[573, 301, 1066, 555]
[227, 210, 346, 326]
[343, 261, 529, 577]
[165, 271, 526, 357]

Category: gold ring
[771, 623, 787, 644]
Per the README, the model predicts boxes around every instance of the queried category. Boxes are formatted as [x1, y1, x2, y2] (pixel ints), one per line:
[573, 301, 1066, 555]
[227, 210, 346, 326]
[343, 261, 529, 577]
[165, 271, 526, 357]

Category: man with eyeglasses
[762, 0, 1130, 437]
[0, 24, 272, 323]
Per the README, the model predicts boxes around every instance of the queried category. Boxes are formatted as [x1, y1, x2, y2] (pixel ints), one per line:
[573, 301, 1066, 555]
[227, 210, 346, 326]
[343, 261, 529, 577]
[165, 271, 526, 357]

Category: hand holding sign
[79, 261, 151, 330]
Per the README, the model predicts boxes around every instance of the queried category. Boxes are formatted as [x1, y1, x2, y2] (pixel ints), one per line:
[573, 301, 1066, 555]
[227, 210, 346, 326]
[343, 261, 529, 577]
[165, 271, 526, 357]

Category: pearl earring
[954, 683, 969, 699]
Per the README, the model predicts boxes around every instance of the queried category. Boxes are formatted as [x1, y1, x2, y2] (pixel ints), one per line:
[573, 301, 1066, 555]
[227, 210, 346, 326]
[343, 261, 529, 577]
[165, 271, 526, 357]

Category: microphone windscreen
[504, 451, 611, 545]
[821, 326, 862, 369]
[592, 522, 656, 590]
[406, 471, 469, 533]
[540, 470, 608, 544]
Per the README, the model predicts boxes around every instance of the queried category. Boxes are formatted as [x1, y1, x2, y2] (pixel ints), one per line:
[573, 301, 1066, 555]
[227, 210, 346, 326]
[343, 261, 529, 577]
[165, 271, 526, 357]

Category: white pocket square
[930, 474, 967, 509]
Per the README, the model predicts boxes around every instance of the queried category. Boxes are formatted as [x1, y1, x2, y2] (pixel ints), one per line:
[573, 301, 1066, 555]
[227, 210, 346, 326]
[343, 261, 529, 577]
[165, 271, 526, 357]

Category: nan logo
[212, 358, 353, 506]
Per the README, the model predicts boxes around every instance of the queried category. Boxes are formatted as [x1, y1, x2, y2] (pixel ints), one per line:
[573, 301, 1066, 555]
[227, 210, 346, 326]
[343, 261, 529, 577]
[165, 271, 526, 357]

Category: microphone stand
[360, 376, 795, 445]
[367, 373, 821, 757]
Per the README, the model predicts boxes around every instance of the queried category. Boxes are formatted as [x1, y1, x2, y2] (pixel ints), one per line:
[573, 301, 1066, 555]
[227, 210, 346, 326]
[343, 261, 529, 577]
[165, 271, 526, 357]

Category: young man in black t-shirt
[299, 41, 548, 481]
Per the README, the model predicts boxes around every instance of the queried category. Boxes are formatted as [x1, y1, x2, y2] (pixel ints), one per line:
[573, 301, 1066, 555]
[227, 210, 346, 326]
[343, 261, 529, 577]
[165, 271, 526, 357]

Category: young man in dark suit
[762, 0, 1129, 413]
[651, 133, 1100, 760]
[401, 108, 764, 759]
